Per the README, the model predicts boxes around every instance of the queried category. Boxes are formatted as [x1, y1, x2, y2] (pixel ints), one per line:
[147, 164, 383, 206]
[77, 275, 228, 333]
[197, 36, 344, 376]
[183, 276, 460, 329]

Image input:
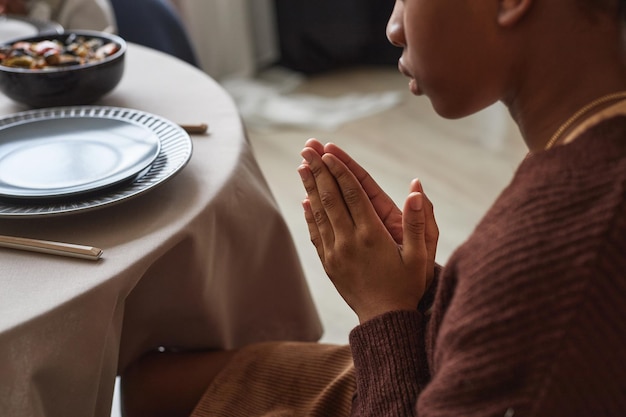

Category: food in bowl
[0, 33, 121, 69]
[0, 30, 126, 108]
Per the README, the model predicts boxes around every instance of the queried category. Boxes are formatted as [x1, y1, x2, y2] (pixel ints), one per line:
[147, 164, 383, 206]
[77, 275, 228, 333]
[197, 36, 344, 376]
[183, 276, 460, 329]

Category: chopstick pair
[0, 234, 103, 261]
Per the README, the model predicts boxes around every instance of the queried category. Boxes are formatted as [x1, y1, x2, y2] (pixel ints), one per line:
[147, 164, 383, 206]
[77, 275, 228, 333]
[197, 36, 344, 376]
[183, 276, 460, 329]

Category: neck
[502, 7, 626, 153]
[508, 79, 626, 153]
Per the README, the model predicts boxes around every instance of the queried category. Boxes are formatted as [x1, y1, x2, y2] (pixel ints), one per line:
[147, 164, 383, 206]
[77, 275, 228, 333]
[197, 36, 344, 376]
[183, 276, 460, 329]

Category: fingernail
[297, 165, 310, 180]
[322, 154, 335, 169]
[410, 192, 423, 211]
[411, 178, 423, 192]
[301, 149, 313, 163]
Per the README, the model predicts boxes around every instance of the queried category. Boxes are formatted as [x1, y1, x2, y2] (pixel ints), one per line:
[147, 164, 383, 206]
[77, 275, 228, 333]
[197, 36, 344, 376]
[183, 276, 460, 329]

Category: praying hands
[298, 138, 438, 323]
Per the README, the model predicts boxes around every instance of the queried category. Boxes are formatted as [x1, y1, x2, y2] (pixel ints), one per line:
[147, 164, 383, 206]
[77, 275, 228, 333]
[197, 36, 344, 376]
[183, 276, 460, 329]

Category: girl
[122, 0, 626, 415]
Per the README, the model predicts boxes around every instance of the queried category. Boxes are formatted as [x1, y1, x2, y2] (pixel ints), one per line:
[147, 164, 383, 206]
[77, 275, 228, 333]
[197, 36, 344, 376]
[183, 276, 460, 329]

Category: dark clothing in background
[109, 0, 199, 67]
[274, 0, 400, 74]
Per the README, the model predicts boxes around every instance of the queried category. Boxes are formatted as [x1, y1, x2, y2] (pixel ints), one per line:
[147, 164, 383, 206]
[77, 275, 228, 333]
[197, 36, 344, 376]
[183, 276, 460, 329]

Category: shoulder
[437, 115, 626, 344]
[470, 115, 626, 271]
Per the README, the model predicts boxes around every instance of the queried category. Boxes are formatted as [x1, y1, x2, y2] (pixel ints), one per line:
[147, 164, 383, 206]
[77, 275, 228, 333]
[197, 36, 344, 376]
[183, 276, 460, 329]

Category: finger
[304, 138, 325, 155]
[401, 192, 428, 283]
[409, 179, 438, 260]
[410, 178, 423, 193]
[300, 139, 325, 165]
[297, 161, 338, 246]
[321, 153, 378, 226]
[324, 142, 398, 223]
[302, 198, 325, 263]
[302, 147, 356, 230]
[324, 142, 384, 198]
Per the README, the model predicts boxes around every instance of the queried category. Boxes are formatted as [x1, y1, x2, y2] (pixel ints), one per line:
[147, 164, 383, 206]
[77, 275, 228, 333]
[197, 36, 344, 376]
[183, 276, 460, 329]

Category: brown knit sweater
[349, 116, 626, 416]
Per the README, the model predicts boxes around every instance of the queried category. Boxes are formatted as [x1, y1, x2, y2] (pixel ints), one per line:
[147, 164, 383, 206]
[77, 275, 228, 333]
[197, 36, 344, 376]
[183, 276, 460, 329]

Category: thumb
[402, 192, 428, 273]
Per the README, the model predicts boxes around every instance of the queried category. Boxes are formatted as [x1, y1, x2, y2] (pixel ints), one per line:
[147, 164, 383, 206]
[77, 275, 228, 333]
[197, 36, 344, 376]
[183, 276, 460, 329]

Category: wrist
[357, 303, 419, 324]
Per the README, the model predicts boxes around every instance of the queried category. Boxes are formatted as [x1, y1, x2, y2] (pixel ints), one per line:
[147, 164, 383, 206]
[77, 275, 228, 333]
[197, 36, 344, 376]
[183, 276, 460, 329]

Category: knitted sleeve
[349, 310, 430, 417]
[348, 266, 440, 416]
[347, 122, 626, 416]
[416, 197, 626, 417]
[349, 209, 626, 417]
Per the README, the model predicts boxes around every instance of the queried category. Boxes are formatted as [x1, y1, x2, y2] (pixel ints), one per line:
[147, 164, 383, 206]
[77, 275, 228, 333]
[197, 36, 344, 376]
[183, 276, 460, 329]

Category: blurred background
[168, 0, 399, 78]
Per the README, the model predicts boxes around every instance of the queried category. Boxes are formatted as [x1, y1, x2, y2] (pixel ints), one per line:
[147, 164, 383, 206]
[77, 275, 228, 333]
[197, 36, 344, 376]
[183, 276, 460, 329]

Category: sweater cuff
[349, 310, 429, 414]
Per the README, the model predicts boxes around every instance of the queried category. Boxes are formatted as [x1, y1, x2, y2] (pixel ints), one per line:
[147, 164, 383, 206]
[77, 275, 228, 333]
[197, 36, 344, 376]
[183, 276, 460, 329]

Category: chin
[428, 94, 493, 120]
[430, 101, 473, 120]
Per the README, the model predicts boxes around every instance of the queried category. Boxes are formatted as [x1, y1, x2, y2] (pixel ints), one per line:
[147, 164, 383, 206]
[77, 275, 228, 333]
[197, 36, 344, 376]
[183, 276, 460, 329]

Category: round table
[0, 44, 322, 417]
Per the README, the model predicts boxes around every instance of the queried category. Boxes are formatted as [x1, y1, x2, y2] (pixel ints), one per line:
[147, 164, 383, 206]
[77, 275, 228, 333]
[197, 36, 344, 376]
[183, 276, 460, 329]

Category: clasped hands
[298, 139, 438, 324]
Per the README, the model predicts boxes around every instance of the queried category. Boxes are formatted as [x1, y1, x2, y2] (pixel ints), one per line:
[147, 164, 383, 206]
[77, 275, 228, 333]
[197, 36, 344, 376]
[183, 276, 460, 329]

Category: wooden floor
[246, 66, 528, 344]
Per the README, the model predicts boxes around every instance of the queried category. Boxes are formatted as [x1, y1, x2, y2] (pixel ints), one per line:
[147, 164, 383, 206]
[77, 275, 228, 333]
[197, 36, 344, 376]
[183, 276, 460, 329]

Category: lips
[398, 60, 421, 96]
[408, 79, 420, 95]
[398, 60, 412, 78]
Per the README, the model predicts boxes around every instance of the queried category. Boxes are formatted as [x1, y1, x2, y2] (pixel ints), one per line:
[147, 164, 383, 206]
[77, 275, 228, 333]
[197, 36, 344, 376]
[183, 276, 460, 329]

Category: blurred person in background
[0, 0, 116, 32]
[108, 0, 198, 66]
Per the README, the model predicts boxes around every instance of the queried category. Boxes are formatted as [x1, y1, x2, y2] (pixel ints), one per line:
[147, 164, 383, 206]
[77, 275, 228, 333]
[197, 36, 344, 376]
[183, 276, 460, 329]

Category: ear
[497, 0, 533, 27]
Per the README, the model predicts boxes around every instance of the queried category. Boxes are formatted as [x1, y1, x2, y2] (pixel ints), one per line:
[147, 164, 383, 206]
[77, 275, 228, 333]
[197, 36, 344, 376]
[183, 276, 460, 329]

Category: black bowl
[0, 30, 126, 108]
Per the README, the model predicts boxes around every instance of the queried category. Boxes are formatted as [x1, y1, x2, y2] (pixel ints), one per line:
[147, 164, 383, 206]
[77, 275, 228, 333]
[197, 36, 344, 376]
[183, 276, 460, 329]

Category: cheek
[403, 11, 457, 84]
[405, 26, 503, 118]
[403, 31, 457, 98]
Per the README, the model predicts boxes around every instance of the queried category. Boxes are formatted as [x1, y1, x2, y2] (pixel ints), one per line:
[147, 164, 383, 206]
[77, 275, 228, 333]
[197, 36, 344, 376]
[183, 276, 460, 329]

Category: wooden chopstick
[179, 123, 208, 135]
[0, 234, 103, 261]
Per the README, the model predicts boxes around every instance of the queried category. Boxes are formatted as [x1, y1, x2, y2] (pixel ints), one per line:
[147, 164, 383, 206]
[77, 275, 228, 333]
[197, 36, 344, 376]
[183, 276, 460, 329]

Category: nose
[386, 1, 406, 48]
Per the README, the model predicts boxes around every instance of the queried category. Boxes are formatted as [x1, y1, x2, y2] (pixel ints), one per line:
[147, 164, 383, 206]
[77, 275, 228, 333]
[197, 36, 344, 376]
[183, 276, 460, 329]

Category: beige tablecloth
[0, 44, 322, 417]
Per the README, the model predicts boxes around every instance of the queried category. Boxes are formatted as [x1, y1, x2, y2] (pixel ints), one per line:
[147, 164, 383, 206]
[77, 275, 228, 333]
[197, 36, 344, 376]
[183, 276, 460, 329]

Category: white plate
[0, 106, 193, 217]
[0, 15, 63, 43]
[0, 116, 161, 199]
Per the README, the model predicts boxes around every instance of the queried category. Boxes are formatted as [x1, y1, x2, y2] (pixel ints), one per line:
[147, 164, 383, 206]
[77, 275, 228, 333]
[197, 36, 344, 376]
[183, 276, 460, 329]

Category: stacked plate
[0, 106, 193, 217]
